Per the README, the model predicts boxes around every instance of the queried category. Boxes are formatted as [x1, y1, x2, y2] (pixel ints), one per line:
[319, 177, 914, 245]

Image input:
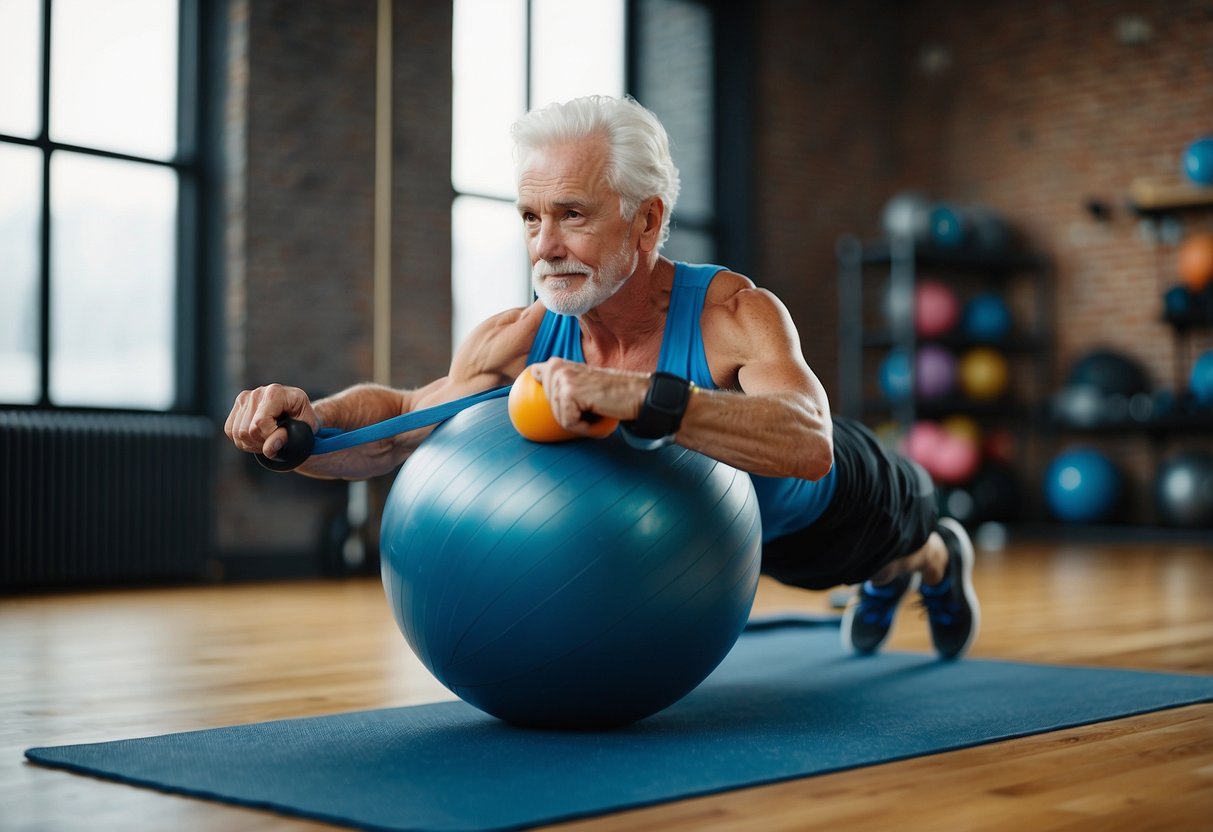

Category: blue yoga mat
[26, 618, 1213, 832]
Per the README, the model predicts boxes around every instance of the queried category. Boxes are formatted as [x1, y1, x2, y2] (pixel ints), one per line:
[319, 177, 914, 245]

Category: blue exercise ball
[1044, 448, 1123, 524]
[879, 348, 913, 402]
[1182, 136, 1213, 186]
[380, 397, 762, 729]
[929, 203, 966, 249]
[1163, 285, 1194, 321]
[1191, 350, 1213, 407]
[962, 293, 1013, 341]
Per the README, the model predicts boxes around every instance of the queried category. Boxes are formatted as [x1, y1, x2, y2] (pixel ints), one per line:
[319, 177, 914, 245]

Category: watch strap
[623, 372, 694, 440]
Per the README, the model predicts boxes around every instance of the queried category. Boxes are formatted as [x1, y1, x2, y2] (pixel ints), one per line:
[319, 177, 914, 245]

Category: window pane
[0, 0, 42, 138]
[50, 0, 178, 160]
[50, 152, 176, 409]
[530, 0, 625, 108]
[452, 0, 527, 198]
[665, 226, 715, 266]
[0, 144, 43, 403]
[634, 0, 714, 223]
[452, 196, 530, 351]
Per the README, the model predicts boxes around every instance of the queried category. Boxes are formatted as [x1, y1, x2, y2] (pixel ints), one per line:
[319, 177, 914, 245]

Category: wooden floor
[2, 540, 1211, 831]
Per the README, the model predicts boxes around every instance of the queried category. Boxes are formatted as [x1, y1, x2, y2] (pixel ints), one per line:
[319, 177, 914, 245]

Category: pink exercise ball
[915, 280, 960, 337]
[905, 420, 980, 485]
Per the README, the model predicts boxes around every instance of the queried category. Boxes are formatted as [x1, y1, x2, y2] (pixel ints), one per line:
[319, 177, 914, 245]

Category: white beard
[532, 242, 637, 317]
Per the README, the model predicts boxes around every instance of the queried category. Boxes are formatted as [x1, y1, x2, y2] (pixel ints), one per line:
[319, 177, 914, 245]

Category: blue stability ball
[1191, 350, 1213, 406]
[1044, 448, 1123, 524]
[879, 348, 913, 402]
[929, 204, 966, 249]
[962, 292, 1013, 341]
[380, 398, 762, 730]
[1163, 285, 1194, 320]
[1182, 136, 1213, 186]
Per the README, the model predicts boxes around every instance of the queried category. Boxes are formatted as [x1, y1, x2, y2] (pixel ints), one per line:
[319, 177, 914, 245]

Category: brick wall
[750, 0, 899, 397]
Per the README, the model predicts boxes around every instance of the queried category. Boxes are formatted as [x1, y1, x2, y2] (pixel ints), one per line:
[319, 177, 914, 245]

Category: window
[450, 0, 625, 350]
[631, 0, 717, 265]
[0, 0, 198, 411]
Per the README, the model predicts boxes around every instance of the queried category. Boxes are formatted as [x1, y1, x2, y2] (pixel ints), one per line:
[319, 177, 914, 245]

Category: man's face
[517, 138, 638, 316]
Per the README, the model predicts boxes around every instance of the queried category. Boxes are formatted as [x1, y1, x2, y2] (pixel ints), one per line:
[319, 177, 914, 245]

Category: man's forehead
[520, 138, 609, 182]
[517, 171, 610, 211]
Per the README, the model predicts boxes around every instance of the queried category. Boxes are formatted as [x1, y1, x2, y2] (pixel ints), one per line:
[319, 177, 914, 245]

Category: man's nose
[533, 221, 567, 262]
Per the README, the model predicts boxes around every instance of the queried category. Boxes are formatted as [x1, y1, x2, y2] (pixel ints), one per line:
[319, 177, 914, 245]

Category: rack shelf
[836, 234, 1054, 425]
[855, 239, 1049, 273]
[860, 330, 1046, 352]
[1128, 176, 1213, 216]
[837, 233, 1055, 527]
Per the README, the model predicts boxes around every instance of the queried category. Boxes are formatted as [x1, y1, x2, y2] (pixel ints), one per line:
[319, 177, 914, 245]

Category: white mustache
[532, 259, 593, 280]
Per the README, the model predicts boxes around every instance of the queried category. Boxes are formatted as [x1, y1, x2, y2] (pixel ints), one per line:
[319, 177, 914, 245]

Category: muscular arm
[678, 379, 833, 481]
[226, 304, 541, 480]
[678, 287, 833, 480]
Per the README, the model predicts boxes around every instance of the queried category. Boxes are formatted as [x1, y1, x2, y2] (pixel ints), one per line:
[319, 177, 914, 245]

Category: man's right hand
[224, 384, 319, 462]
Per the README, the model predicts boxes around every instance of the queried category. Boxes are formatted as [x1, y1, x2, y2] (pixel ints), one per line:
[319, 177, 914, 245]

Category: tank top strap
[526, 309, 584, 365]
[656, 262, 728, 388]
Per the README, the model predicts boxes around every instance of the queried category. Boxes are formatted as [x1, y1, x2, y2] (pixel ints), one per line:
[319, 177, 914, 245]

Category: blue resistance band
[257, 385, 511, 471]
[311, 385, 510, 454]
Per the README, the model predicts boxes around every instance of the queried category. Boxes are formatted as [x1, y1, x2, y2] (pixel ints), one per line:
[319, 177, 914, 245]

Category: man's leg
[865, 530, 948, 586]
[844, 516, 980, 659]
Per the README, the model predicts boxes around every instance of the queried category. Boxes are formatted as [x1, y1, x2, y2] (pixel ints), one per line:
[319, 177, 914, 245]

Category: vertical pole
[343, 0, 393, 573]
[373, 0, 393, 388]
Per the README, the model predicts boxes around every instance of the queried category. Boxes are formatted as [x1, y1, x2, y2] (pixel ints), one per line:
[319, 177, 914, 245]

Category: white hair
[511, 95, 681, 248]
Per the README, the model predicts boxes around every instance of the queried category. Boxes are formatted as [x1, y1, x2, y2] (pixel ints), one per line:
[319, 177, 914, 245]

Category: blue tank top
[526, 261, 836, 541]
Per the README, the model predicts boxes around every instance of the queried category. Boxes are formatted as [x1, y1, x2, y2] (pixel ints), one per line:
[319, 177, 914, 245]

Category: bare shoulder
[702, 271, 805, 370]
[450, 301, 546, 384]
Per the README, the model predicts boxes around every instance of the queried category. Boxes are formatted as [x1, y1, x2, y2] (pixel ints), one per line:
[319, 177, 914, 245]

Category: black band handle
[255, 418, 315, 472]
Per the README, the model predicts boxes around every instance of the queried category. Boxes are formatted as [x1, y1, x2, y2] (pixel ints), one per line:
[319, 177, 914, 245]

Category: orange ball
[507, 366, 619, 443]
[1178, 232, 1213, 292]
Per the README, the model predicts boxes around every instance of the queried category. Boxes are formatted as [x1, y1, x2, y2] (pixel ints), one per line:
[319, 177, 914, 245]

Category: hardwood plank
[2, 542, 1210, 831]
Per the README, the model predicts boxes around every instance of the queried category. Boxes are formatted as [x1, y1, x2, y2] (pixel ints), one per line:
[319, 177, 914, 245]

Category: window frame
[0, 0, 208, 414]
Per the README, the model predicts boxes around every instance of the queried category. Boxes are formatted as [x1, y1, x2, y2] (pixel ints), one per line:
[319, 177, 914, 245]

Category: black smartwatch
[621, 372, 694, 450]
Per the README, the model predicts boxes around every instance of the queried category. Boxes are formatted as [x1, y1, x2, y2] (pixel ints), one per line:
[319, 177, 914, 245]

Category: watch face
[650, 376, 689, 412]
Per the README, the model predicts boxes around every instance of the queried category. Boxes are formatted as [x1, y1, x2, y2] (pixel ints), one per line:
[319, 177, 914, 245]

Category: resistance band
[256, 385, 511, 472]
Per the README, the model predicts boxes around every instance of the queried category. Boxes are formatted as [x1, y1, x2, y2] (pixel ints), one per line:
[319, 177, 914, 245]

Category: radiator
[0, 410, 216, 589]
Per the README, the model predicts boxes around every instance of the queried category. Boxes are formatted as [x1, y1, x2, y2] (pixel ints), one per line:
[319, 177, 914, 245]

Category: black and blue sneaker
[841, 571, 919, 654]
[919, 516, 980, 659]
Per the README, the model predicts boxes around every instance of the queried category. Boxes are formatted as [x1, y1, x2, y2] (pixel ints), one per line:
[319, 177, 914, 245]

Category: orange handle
[508, 367, 619, 442]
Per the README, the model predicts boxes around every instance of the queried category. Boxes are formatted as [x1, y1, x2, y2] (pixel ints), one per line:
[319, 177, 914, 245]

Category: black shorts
[760, 417, 938, 590]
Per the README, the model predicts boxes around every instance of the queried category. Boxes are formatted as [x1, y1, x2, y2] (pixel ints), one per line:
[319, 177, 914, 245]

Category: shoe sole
[936, 516, 981, 659]
[840, 572, 921, 654]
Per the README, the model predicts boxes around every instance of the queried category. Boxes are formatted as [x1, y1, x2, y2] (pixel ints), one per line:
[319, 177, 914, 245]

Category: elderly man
[225, 95, 979, 659]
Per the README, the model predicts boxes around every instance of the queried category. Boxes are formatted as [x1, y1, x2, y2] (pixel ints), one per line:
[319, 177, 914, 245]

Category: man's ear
[637, 197, 665, 252]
